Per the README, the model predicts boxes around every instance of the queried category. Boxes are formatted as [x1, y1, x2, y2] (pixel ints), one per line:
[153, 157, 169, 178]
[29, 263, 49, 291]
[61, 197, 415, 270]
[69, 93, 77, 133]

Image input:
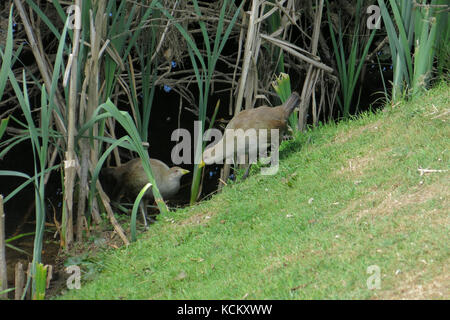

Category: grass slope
[61, 83, 449, 299]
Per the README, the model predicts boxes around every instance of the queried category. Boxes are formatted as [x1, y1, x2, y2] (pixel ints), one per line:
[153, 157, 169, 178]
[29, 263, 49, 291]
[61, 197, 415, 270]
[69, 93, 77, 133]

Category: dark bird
[202, 92, 301, 178]
[101, 158, 189, 228]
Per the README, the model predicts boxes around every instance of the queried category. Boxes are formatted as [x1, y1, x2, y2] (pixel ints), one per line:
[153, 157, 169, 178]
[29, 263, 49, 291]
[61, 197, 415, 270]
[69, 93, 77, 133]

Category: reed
[272, 72, 295, 128]
[378, 0, 448, 100]
[327, 0, 376, 118]
[0, 5, 70, 297]
[31, 263, 47, 300]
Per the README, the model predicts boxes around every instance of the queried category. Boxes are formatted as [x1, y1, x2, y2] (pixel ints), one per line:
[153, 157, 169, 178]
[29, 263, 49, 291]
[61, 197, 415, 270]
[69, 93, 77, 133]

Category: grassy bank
[60, 82, 449, 299]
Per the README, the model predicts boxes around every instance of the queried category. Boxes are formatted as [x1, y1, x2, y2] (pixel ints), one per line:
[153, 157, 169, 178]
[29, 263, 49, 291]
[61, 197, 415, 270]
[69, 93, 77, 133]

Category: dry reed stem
[12, 0, 67, 136]
[14, 262, 24, 300]
[64, 0, 82, 247]
[234, 0, 260, 115]
[0, 195, 7, 299]
[298, 0, 325, 131]
[96, 181, 130, 246]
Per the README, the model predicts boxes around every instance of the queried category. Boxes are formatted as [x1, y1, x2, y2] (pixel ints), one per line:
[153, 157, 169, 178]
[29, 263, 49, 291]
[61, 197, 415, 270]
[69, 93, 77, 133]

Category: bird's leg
[148, 200, 159, 223]
[139, 200, 149, 230]
[242, 163, 252, 180]
[239, 153, 252, 180]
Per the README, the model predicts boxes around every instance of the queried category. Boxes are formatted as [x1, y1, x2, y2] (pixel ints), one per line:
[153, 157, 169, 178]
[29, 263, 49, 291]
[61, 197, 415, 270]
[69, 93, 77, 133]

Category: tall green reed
[378, 0, 448, 100]
[327, 0, 376, 118]
[103, 0, 157, 142]
[0, 6, 71, 297]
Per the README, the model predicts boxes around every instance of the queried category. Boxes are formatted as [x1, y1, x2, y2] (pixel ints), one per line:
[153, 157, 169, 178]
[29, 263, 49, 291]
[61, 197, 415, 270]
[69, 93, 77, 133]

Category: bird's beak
[181, 169, 190, 175]
[198, 160, 206, 168]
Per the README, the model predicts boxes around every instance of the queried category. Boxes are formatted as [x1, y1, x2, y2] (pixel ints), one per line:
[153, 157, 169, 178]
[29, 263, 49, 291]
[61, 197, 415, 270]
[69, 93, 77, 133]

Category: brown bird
[202, 92, 301, 178]
[102, 158, 189, 228]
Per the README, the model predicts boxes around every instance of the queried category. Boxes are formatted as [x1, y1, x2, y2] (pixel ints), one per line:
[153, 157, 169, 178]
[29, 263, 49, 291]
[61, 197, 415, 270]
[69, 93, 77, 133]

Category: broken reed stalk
[0, 195, 7, 299]
[45, 265, 53, 291]
[14, 262, 24, 300]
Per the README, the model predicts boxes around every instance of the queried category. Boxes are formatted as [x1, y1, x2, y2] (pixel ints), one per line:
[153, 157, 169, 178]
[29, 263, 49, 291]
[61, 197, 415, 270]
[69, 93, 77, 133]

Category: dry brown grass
[176, 210, 215, 226]
[375, 264, 450, 300]
[336, 153, 377, 178]
[349, 181, 449, 221]
[333, 120, 384, 144]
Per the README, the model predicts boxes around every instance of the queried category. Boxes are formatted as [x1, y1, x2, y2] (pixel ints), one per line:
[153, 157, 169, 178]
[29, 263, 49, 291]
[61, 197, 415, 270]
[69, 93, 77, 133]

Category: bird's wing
[149, 158, 170, 182]
[150, 158, 170, 171]
[227, 107, 287, 131]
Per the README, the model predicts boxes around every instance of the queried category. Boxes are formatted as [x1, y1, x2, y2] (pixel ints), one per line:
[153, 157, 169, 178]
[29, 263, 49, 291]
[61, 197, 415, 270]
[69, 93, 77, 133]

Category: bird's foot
[146, 215, 157, 225]
[142, 216, 156, 231]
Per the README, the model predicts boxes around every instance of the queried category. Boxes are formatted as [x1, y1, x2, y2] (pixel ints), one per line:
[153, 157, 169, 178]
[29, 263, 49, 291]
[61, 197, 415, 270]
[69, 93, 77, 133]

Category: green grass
[60, 82, 449, 299]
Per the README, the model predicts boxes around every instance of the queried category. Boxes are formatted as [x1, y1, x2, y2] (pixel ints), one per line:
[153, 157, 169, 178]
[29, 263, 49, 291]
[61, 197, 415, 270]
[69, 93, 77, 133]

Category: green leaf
[0, 117, 9, 141]
[131, 183, 152, 242]
[6, 243, 32, 256]
[32, 263, 47, 300]
[0, 6, 14, 102]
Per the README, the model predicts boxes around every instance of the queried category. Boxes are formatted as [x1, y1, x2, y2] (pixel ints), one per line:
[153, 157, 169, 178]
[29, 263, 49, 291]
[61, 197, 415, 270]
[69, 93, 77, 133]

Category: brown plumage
[202, 92, 301, 176]
[101, 158, 189, 227]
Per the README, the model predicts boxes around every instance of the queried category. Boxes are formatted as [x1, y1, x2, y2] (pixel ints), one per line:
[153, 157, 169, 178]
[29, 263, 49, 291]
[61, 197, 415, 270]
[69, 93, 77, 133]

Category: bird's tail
[282, 92, 301, 119]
